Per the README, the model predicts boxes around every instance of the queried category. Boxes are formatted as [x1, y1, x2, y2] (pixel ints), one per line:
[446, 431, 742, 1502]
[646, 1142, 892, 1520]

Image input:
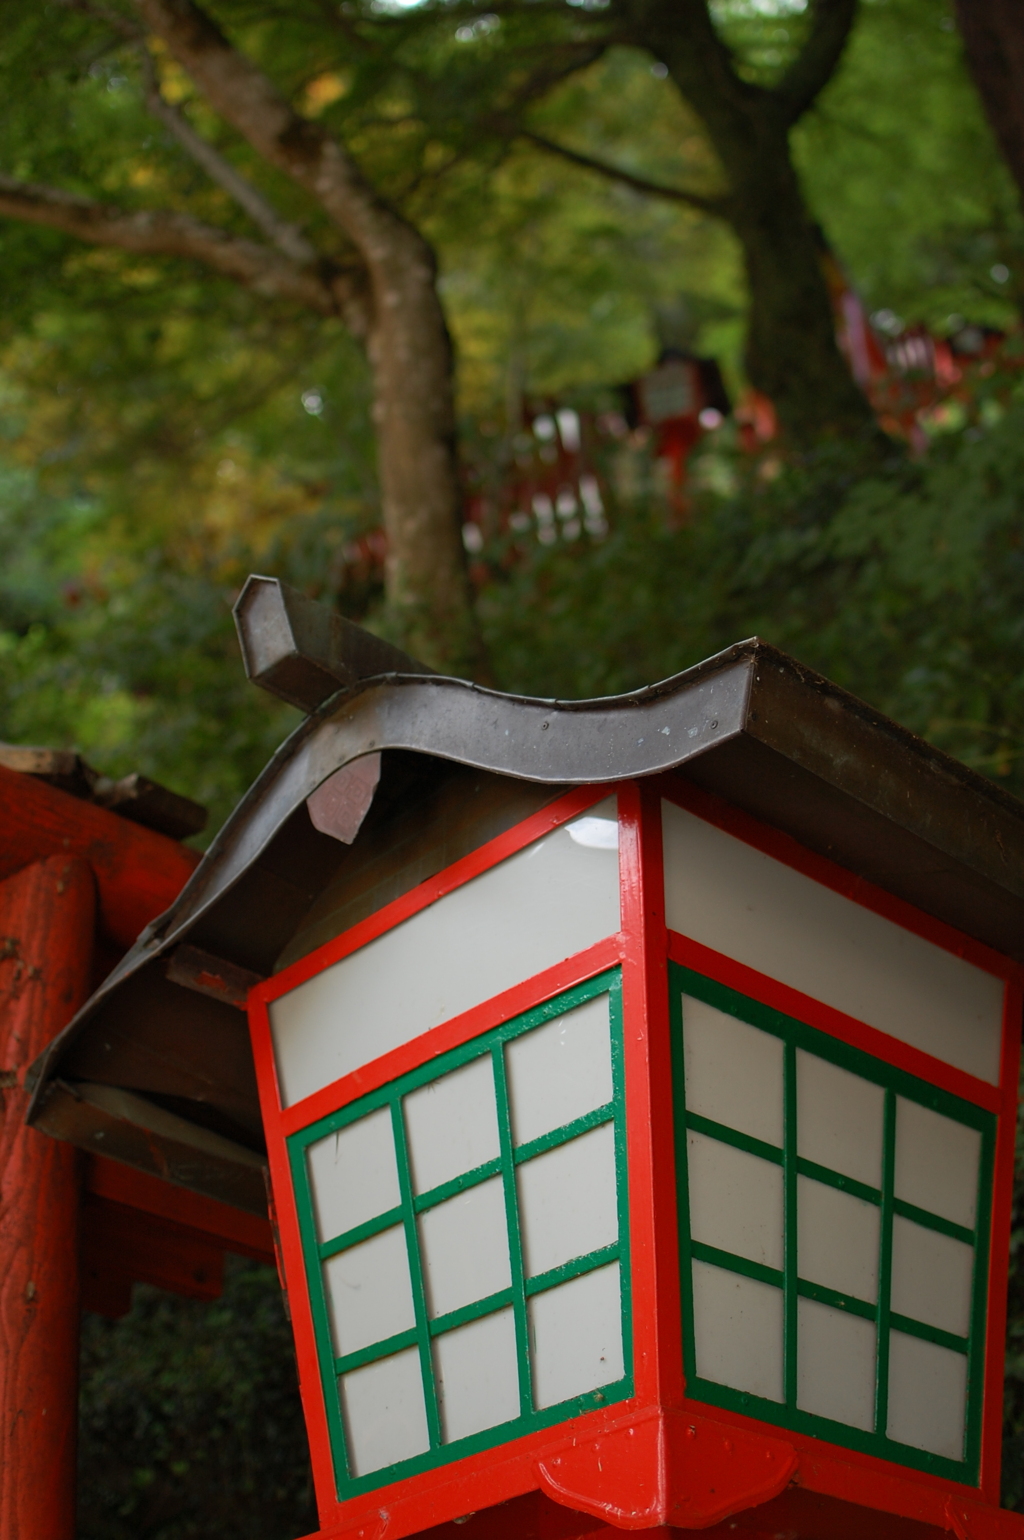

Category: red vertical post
[0, 855, 96, 1540]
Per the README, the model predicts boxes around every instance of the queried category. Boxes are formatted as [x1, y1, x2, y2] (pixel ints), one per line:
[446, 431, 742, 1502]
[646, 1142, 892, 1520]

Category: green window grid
[288, 969, 633, 1498]
[669, 963, 996, 1484]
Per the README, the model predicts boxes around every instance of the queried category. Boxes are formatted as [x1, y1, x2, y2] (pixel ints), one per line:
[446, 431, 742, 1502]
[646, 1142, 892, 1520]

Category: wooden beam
[85, 1154, 274, 1261]
[0, 764, 200, 950]
[81, 1196, 225, 1316]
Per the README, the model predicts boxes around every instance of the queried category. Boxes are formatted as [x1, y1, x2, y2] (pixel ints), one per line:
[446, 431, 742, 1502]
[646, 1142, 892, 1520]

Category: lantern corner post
[979, 966, 1024, 1505]
[617, 779, 684, 1417]
[0, 854, 96, 1540]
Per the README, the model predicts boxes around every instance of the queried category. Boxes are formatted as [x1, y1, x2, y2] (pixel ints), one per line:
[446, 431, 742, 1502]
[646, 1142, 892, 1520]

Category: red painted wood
[980, 973, 1023, 1502]
[259, 783, 617, 1006]
[85, 1155, 274, 1262]
[80, 1195, 225, 1314]
[0, 764, 200, 950]
[0, 855, 95, 1540]
[628, 783, 684, 1414]
[275, 935, 623, 1137]
[659, 773, 1016, 981]
[251, 772, 1024, 1540]
[616, 781, 669, 1413]
[535, 1409, 797, 1529]
[666, 929, 1004, 1114]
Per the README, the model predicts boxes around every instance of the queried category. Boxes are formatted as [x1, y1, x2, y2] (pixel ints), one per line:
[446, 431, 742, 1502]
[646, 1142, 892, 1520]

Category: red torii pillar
[0, 856, 93, 1539]
[0, 766, 201, 1539]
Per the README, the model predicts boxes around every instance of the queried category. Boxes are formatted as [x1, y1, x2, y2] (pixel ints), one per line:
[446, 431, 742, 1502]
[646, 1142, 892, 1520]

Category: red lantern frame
[247, 775, 1023, 1540]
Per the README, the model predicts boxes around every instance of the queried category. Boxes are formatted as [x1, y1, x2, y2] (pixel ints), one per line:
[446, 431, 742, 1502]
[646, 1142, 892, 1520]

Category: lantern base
[297, 1444, 1024, 1540]
[362, 1481, 1024, 1540]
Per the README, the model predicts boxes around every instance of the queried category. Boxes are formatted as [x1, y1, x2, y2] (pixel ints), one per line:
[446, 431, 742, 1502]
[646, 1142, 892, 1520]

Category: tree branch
[137, 50, 318, 265]
[521, 130, 728, 214]
[128, 0, 417, 269]
[502, 42, 608, 117]
[0, 173, 341, 312]
[60, 0, 319, 265]
[774, 0, 858, 125]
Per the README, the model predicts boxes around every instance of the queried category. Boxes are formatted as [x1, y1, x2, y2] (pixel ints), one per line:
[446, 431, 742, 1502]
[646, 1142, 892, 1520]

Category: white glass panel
[895, 1099, 982, 1231]
[796, 1051, 884, 1190]
[890, 1217, 974, 1338]
[887, 1331, 967, 1460]
[662, 800, 1004, 1083]
[418, 1177, 511, 1319]
[506, 993, 613, 1147]
[682, 997, 783, 1147]
[797, 1177, 879, 1303]
[529, 1263, 624, 1409]
[340, 1347, 430, 1476]
[691, 1260, 783, 1402]
[687, 1133, 783, 1271]
[797, 1298, 876, 1431]
[307, 1107, 400, 1243]
[518, 1124, 618, 1278]
[323, 1225, 415, 1358]
[404, 1057, 499, 1196]
[272, 797, 621, 1107]
[434, 1309, 520, 1442]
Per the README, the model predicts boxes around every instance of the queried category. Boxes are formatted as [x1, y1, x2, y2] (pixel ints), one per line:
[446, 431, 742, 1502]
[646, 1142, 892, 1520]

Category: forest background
[3, 0, 1024, 1534]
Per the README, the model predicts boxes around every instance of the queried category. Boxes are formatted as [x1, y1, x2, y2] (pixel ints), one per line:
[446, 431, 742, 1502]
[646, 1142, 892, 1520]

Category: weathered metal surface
[27, 632, 1024, 1207]
[234, 574, 435, 711]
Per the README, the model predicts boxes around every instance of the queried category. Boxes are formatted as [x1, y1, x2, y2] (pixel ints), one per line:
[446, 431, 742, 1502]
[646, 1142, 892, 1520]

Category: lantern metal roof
[27, 576, 1024, 1215]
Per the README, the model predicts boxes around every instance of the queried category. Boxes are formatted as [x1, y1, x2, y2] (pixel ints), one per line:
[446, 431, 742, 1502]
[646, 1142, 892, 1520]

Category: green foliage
[796, 0, 1024, 327]
[481, 384, 1024, 795]
[79, 1261, 316, 1540]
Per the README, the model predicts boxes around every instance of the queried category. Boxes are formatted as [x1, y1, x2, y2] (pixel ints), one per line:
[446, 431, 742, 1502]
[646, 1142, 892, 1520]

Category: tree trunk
[620, 0, 879, 446]
[725, 125, 877, 443]
[362, 224, 483, 678]
[954, 0, 1024, 215]
[128, 0, 487, 679]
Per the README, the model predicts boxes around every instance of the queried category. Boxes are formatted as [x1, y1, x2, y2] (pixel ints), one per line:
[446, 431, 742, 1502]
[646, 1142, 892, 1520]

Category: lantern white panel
[682, 996, 784, 1147]
[418, 1177, 511, 1319]
[691, 1260, 784, 1402]
[796, 1298, 876, 1431]
[506, 993, 613, 1147]
[894, 1098, 982, 1231]
[323, 1226, 415, 1358]
[307, 1106, 400, 1244]
[886, 1331, 967, 1460]
[796, 1051, 884, 1189]
[340, 1347, 430, 1476]
[687, 1133, 784, 1271]
[797, 1177, 879, 1303]
[890, 1217, 974, 1338]
[271, 798, 621, 1107]
[517, 1124, 618, 1278]
[434, 1309, 520, 1443]
[662, 801, 1004, 1083]
[404, 1057, 499, 1195]
[529, 1263, 624, 1409]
